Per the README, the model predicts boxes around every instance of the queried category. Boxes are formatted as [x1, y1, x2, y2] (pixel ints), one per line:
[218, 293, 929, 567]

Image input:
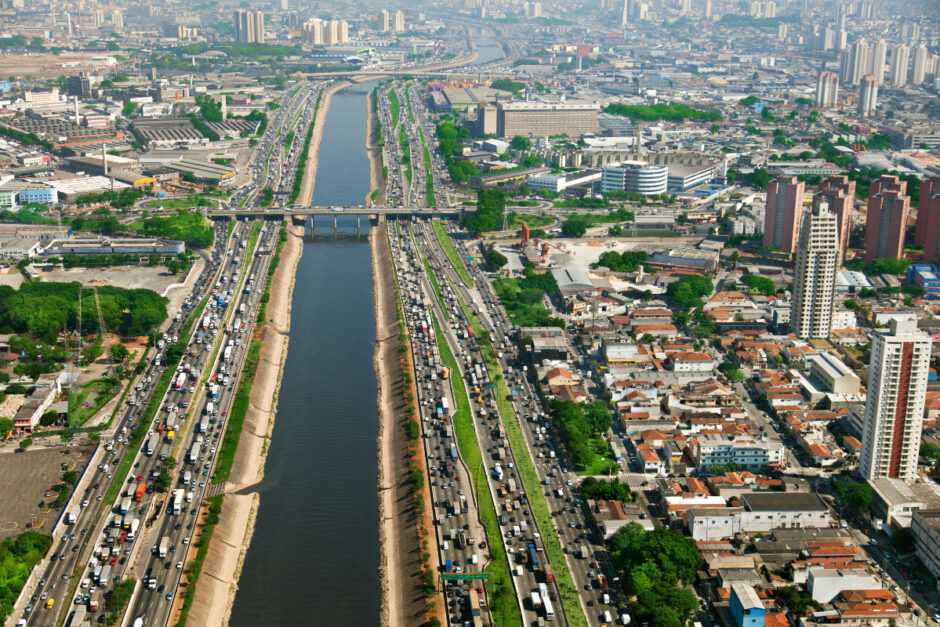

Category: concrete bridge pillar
[357, 215, 361, 237]
[290, 215, 306, 227]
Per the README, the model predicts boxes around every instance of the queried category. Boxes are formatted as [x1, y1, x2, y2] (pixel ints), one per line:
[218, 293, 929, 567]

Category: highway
[18, 221, 238, 626]
[410, 218, 631, 626]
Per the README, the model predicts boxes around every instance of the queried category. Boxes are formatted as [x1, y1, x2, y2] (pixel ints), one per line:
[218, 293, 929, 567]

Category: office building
[815, 176, 855, 264]
[888, 44, 910, 86]
[857, 74, 879, 117]
[869, 39, 887, 81]
[496, 101, 601, 138]
[917, 178, 940, 262]
[380, 9, 390, 32]
[859, 319, 931, 481]
[601, 161, 668, 195]
[234, 9, 265, 44]
[791, 203, 839, 339]
[815, 71, 839, 108]
[763, 176, 804, 255]
[912, 44, 928, 84]
[865, 175, 910, 262]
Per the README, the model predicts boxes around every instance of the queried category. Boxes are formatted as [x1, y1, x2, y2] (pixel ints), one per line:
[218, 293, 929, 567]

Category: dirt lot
[0, 444, 95, 540]
[0, 267, 24, 289]
[0, 53, 120, 79]
[39, 265, 182, 294]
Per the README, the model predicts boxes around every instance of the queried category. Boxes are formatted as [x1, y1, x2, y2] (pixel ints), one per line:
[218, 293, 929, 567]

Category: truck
[188, 443, 200, 464]
[174, 372, 186, 391]
[580, 545, 590, 560]
[469, 589, 481, 617]
[531, 592, 542, 610]
[198, 417, 209, 434]
[158, 536, 169, 559]
[66, 606, 87, 627]
[440, 397, 450, 416]
[204, 402, 214, 417]
[145, 434, 159, 456]
[119, 497, 131, 515]
[171, 489, 184, 516]
[208, 384, 219, 399]
[88, 590, 100, 611]
[127, 518, 139, 542]
[449, 444, 459, 460]
[67, 505, 79, 525]
[597, 574, 608, 589]
[543, 562, 555, 584]
[134, 482, 146, 502]
[223, 345, 233, 362]
[99, 565, 112, 586]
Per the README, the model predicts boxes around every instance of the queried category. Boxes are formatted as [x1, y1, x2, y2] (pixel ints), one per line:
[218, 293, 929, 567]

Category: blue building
[730, 583, 765, 627]
[15, 185, 56, 206]
[908, 264, 940, 297]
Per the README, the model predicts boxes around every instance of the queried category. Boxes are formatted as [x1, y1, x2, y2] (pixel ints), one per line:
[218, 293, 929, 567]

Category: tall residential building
[791, 202, 839, 339]
[380, 9, 390, 32]
[301, 18, 349, 45]
[869, 39, 887, 81]
[912, 44, 928, 84]
[859, 318, 931, 481]
[888, 44, 910, 86]
[815, 175, 856, 264]
[865, 175, 910, 262]
[394, 10, 405, 31]
[841, 38, 870, 85]
[532, 2, 543, 17]
[763, 176, 805, 255]
[857, 75, 879, 117]
[234, 9, 265, 44]
[916, 178, 940, 262]
[815, 71, 839, 108]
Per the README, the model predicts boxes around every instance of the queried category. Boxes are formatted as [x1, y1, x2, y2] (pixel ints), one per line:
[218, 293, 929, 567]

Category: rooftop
[742, 492, 828, 512]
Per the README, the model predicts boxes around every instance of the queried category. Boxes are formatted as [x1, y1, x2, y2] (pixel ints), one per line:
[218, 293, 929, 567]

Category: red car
[110, 557, 118, 565]
[137, 474, 143, 481]
[222, 411, 227, 417]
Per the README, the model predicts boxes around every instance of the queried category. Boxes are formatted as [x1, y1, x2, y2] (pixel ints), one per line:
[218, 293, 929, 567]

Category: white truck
[158, 536, 169, 559]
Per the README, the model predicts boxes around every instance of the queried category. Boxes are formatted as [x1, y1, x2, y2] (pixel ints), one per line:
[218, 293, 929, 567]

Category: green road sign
[442, 572, 489, 581]
[485, 385, 495, 389]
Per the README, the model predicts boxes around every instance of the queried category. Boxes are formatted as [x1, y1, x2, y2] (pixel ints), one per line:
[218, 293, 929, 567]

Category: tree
[718, 361, 745, 383]
[61, 471, 78, 485]
[890, 527, 915, 554]
[0, 417, 13, 439]
[153, 471, 172, 491]
[110, 344, 130, 362]
[833, 480, 873, 517]
[20, 437, 32, 448]
[741, 274, 776, 296]
[510, 135, 531, 151]
[920, 442, 940, 461]
[666, 274, 713, 310]
[461, 189, 505, 233]
[484, 245, 508, 270]
[82, 342, 104, 364]
[843, 299, 858, 310]
[561, 217, 588, 238]
[162, 456, 177, 471]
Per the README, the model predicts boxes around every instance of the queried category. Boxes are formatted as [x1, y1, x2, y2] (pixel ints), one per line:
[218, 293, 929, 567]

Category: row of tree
[547, 400, 612, 470]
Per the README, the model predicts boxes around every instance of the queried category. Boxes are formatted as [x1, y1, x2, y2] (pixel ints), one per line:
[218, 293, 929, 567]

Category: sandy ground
[183, 225, 303, 627]
[0, 267, 24, 289]
[296, 80, 353, 206]
[365, 88, 387, 207]
[373, 221, 443, 627]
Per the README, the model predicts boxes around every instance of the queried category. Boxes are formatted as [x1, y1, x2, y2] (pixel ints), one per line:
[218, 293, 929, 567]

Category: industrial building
[527, 170, 600, 193]
[496, 101, 601, 138]
[131, 119, 207, 147]
[601, 161, 668, 195]
[48, 176, 129, 203]
[40, 236, 185, 257]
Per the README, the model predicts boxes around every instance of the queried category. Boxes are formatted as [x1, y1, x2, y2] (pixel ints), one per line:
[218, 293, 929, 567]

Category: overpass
[206, 206, 462, 219]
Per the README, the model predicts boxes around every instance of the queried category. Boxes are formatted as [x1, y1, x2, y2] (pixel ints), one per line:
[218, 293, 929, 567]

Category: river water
[230, 81, 381, 626]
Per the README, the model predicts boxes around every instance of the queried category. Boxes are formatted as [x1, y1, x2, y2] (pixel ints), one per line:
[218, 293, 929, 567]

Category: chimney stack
[101, 143, 108, 176]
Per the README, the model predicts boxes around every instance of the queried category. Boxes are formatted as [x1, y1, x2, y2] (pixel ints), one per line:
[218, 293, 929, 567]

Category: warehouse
[40, 236, 185, 257]
[131, 119, 206, 147]
[164, 158, 236, 183]
[48, 176, 129, 203]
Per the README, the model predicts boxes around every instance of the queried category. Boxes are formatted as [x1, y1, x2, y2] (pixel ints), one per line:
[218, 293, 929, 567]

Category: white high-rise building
[815, 71, 839, 108]
[912, 44, 928, 84]
[380, 9, 390, 32]
[859, 319, 931, 481]
[841, 38, 870, 84]
[790, 202, 839, 339]
[394, 9, 405, 31]
[532, 2, 543, 17]
[857, 74, 879, 117]
[869, 38, 887, 81]
[888, 44, 910, 86]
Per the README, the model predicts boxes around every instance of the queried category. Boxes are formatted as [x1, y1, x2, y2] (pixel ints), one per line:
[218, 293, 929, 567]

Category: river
[230, 81, 381, 626]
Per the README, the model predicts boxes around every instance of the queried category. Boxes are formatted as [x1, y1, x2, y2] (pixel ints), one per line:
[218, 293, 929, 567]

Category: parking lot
[0, 444, 94, 540]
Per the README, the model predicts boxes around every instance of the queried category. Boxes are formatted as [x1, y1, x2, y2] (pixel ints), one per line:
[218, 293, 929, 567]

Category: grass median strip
[428, 311, 522, 627]
[211, 338, 261, 484]
[257, 223, 287, 325]
[453, 285, 587, 627]
[432, 220, 471, 288]
[174, 494, 223, 627]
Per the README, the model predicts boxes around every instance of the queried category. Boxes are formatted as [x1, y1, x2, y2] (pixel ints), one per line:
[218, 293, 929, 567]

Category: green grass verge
[428, 311, 522, 627]
[418, 127, 436, 206]
[387, 88, 400, 129]
[68, 379, 120, 426]
[431, 220, 472, 288]
[404, 82, 415, 123]
[211, 339, 261, 484]
[506, 211, 555, 229]
[256, 223, 287, 325]
[173, 494, 223, 627]
[399, 125, 412, 185]
[288, 88, 324, 205]
[456, 290, 587, 627]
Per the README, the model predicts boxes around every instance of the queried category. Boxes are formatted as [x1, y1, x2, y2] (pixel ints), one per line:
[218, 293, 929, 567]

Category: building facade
[857, 74, 879, 117]
[815, 71, 839, 108]
[763, 176, 804, 254]
[234, 9, 265, 43]
[791, 203, 839, 339]
[601, 161, 668, 195]
[916, 178, 940, 262]
[865, 175, 910, 262]
[859, 319, 931, 481]
[496, 101, 601, 138]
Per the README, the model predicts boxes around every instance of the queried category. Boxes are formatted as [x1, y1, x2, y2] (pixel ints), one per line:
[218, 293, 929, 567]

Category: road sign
[442, 572, 489, 581]
[485, 384, 495, 390]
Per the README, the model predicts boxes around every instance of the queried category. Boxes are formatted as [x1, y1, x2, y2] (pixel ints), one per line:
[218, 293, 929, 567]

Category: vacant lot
[39, 265, 182, 293]
[0, 444, 95, 540]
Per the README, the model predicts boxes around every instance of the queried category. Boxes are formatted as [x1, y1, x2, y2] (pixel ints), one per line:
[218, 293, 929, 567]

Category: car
[166, 593, 174, 601]
[176, 561, 183, 569]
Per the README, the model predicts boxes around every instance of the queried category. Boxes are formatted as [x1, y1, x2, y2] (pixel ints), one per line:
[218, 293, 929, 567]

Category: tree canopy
[666, 274, 713, 310]
[548, 400, 612, 469]
[461, 189, 505, 233]
[609, 524, 701, 627]
[604, 102, 722, 123]
[596, 250, 648, 272]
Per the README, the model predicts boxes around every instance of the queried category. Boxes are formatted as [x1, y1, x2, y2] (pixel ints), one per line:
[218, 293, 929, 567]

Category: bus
[528, 544, 540, 572]
[469, 589, 481, 618]
[543, 596, 555, 621]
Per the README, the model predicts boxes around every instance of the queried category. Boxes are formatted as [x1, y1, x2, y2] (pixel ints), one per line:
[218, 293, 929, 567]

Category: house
[730, 583, 765, 627]
[668, 351, 716, 372]
[543, 367, 576, 387]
